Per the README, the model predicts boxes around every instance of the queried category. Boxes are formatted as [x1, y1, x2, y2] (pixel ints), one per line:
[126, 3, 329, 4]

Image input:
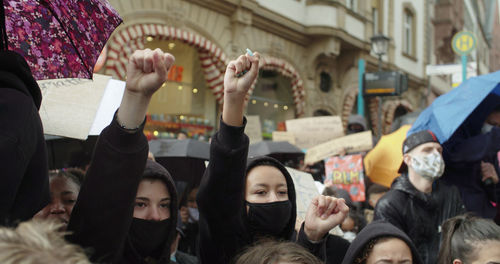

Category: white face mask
[481, 123, 494, 134]
[410, 151, 445, 180]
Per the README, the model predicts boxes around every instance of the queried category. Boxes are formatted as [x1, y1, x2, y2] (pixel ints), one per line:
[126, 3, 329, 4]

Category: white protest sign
[39, 74, 111, 140]
[286, 167, 343, 236]
[305, 131, 373, 164]
[245, 115, 263, 144]
[272, 131, 296, 145]
[89, 79, 126, 135]
[286, 116, 344, 149]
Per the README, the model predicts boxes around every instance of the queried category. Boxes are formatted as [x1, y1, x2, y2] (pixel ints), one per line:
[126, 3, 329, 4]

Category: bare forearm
[222, 97, 245, 127]
[117, 90, 152, 129]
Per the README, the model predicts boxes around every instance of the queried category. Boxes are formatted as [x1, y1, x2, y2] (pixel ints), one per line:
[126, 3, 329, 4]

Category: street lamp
[370, 34, 390, 139]
[370, 34, 390, 71]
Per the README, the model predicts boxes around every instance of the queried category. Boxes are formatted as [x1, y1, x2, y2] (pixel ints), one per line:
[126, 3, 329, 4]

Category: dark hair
[493, 103, 500, 113]
[322, 186, 353, 208]
[48, 169, 82, 187]
[354, 236, 392, 264]
[367, 184, 389, 196]
[437, 214, 500, 264]
[234, 240, 322, 264]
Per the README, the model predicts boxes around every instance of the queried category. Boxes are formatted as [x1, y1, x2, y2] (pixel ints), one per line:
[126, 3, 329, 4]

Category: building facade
[100, 0, 493, 139]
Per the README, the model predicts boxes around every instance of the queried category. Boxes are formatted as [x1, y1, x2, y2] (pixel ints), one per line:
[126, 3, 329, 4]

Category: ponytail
[437, 214, 500, 264]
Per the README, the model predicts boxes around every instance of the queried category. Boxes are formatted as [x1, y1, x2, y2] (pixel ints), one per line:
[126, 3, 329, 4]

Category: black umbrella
[248, 141, 304, 165]
[45, 135, 98, 170]
[149, 139, 210, 186]
[149, 139, 209, 160]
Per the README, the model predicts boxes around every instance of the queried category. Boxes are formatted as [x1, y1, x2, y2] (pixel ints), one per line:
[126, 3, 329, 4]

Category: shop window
[319, 72, 332, 93]
[143, 39, 217, 141]
[247, 70, 296, 138]
[403, 8, 416, 57]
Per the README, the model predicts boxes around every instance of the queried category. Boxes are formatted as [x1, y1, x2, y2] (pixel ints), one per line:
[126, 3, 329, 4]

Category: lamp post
[370, 34, 390, 139]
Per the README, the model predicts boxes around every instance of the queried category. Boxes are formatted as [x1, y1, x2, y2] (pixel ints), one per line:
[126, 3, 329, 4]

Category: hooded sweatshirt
[123, 160, 179, 264]
[68, 113, 178, 263]
[341, 221, 423, 264]
[197, 118, 338, 264]
[0, 51, 49, 225]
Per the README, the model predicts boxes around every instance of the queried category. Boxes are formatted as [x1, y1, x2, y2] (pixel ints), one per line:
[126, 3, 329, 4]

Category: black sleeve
[196, 117, 249, 264]
[66, 113, 148, 263]
[296, 222, 327, 262]
[373, 194, 405, 231]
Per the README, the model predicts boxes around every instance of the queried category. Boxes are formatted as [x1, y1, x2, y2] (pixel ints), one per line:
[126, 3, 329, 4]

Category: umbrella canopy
[2, 0, 122, 80]
[248, 141, 304, 165]
[364, 125, 411, 188]
[149, 139, 210, 160]
[45, 135, 98, 170]
[408, 71, 500, 143]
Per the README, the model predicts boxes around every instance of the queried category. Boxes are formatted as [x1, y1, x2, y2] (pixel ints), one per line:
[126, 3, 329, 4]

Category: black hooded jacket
[341, 221, 423, 264]
[0, 51, 49, 225]
[374, 173, 465, 264]
[67, 114, 177, 263]
[197, 118, 335, 264]
[122, 160, 179, 264]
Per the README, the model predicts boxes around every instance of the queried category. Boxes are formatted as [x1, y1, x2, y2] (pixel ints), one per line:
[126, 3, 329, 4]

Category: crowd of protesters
[1, 46, 499, 264]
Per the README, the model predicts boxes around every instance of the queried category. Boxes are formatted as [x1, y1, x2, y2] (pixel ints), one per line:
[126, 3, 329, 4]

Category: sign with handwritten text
[305, 131, 373, 164]
[324, 154, 366, 202]
[285, 116, 344, 149]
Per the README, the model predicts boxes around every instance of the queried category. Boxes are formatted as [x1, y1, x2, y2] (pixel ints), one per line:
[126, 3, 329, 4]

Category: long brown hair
[234, 240, 322, 264]
[437, 214, 500, 264]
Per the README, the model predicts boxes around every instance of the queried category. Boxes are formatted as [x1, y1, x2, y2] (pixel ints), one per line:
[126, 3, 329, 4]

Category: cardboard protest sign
[285, 116, 344, 149]
[272, 131, 296, 145]
[245, 115, 263, 144]
[286, 167, 343, 236]
[324, 154, 366, 202]
[305, 131, 373, 164]
[39, 74, 111, 140]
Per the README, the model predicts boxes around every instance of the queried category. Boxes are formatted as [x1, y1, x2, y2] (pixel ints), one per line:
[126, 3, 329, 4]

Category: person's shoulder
[375, 189, 408, 212]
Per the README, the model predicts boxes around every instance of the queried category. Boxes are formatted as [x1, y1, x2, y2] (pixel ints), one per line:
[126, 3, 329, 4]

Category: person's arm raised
[117, 48, 175, 130]
[222, 52, 260, 126]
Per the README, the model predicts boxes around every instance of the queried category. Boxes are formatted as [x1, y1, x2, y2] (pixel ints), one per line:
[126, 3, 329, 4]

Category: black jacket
[341, 221, 423, 264]
[67, 114, 178, 263]
[196, 118, 336, 264]
[0, 51, 49, 225]
[374, 174, 465, 264]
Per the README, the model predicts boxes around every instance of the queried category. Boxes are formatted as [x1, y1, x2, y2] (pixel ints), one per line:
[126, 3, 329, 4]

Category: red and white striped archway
[104, 24, 306, 114]
[250, 56, 306, 116]
[105, 24, 228, 103]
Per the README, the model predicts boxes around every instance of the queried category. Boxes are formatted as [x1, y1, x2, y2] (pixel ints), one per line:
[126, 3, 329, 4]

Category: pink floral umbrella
[1, 0, 122, 80]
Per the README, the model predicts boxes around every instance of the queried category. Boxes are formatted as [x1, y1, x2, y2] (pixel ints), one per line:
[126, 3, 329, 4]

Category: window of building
[346, 0, 357, 12]
[319, 72, 332, 93]
[403, 9, 415, 56]
[372, 8, 379, 34]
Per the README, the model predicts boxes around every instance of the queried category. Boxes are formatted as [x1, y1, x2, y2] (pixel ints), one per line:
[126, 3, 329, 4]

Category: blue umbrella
[408, 71, 500, 143]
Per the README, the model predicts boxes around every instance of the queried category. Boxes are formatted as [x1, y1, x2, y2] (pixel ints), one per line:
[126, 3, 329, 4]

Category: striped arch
[382, 100, 414, 134]
[341, 86, 359, 130]
[249, 56, 306, 116]
[105, 24, 229, 103]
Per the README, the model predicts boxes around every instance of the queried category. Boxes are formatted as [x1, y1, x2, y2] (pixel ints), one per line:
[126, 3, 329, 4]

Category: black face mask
[246, 200, 292, 237]
[129, 217, 171, 258]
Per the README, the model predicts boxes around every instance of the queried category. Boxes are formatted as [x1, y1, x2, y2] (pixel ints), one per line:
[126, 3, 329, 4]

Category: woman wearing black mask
[67, 49, 177, 263]
[197, 51, 349, 264]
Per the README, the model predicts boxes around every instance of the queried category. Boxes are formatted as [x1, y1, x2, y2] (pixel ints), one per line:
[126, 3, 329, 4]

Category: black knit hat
[398, 130, 439, 173]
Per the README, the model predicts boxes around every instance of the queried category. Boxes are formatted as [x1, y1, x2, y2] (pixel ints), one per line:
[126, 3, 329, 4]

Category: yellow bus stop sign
[452, 31, 477, 56]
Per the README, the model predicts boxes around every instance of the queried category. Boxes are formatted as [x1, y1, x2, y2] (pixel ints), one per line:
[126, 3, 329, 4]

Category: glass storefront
[247, 70, 296, 138]
[143, 40, 218, 141]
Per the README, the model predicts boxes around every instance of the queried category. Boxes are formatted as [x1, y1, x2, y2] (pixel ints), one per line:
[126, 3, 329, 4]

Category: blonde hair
[0, 219, 90, 264]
